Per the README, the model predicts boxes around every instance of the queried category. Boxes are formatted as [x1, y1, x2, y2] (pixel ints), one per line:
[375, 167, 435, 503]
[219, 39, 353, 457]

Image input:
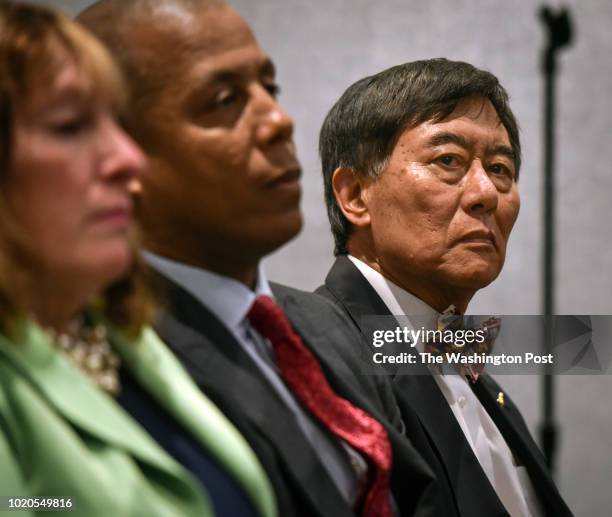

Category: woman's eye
[50, 117, 90, 136]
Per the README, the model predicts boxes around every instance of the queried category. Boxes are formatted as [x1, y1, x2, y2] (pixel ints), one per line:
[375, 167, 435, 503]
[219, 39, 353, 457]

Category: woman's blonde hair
[0, 1, 153, 334]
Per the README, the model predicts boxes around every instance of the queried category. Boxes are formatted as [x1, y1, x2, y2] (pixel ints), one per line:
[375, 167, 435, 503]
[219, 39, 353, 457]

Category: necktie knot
[247, 295, 290, 344]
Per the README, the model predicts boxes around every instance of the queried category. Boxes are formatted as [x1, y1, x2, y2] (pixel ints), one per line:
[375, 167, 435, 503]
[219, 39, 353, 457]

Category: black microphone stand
[539, 5, 573, 474]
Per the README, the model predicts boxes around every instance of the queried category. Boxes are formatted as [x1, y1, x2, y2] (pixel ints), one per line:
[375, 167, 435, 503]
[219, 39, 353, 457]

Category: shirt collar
[347, 254, 439, 330]
[143, 251, 273, 332]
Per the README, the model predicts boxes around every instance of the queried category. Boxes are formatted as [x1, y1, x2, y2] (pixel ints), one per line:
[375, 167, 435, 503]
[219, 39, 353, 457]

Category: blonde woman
[0, 3, 276, 516]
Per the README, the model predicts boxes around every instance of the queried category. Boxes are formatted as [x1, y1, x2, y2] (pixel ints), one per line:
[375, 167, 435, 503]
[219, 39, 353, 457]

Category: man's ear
[332, 167, 371, 228]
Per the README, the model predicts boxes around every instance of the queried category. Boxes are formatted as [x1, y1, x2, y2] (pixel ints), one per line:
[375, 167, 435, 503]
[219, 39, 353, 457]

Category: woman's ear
[332, 167, 371, 228]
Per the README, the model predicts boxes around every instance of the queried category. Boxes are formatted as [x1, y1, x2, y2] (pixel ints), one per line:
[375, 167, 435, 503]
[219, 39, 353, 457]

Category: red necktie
[247, 295, 392, 517]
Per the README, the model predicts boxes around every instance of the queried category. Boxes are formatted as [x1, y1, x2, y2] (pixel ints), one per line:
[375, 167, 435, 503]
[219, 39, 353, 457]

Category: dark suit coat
[316, 256, 573, 517]
[152, 271, 442, 517]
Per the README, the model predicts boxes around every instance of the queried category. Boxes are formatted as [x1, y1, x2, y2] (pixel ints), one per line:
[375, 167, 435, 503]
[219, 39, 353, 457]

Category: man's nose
[253, 86, 294, 145]
[462, 160, 498, 215]
[99, 118, 147, 183]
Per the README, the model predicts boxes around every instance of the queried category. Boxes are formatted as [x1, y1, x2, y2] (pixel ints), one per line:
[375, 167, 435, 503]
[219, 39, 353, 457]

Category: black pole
[539, 5, 573, 474]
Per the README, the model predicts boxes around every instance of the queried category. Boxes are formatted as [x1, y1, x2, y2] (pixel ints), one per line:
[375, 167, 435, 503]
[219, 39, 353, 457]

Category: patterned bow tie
[424, 305, 501, 382]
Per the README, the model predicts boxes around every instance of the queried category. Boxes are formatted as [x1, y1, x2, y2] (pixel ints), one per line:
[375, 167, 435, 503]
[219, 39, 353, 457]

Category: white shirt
[144, 252, 367, 506]
[348, 255, 543, 517]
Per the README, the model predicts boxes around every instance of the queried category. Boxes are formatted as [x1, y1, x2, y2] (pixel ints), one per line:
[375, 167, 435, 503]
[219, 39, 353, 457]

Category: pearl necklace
[49, 318, 122, 396]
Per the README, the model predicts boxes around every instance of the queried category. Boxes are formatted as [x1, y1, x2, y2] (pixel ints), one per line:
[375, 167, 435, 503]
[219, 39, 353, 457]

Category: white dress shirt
[348, 255, 543, 517]
[144, 252, 367, 506]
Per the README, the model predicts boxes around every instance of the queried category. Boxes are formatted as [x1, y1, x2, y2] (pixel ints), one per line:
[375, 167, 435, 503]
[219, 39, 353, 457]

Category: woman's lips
[90, 206, 133, 227]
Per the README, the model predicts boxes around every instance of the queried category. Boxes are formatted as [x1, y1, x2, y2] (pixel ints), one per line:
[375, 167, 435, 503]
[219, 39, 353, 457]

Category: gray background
[40, 0, 612, 514]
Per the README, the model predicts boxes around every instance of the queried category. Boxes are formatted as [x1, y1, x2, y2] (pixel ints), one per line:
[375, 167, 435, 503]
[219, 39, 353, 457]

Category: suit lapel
[0, 319, 187, 480]
[396, 374, 507, 515]
[110, 325, 277, 517]
[274, 284, 448, 516]
[320, 256, 509, 516]
[322, 255, 392, 330]
[471, 377, 569, 515]
[155, 276, 354, 517]
[274, 286, 380, 404]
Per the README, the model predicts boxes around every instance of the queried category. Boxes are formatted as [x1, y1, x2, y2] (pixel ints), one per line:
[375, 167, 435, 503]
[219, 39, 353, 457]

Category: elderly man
[316, 59, 572, 516]
[78, 2, 440, 516]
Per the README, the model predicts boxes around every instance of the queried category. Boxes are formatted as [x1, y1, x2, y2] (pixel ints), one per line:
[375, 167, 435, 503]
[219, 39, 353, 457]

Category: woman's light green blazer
[0, 319, 277, 517]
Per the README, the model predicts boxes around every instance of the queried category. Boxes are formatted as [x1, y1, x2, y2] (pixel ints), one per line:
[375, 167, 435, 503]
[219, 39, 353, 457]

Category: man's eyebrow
[490, 145, 516, 162]
[261, 58, 276, 77]
[426, 131, 516, 162]
[195, 57, 277, 89]
[426, 132, 470, 149]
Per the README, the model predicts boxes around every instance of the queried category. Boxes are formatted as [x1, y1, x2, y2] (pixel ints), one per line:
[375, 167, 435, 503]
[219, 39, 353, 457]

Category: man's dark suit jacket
[315, 255, 573, 517]
[152, 271, 444, 517]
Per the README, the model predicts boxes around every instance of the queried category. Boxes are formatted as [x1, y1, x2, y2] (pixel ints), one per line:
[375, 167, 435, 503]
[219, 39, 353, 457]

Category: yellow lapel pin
[496, 391, 505, 408]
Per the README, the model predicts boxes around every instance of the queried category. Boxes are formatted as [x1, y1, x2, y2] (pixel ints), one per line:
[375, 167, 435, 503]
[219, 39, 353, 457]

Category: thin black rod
[539, 5, 573, 475]
[541, 54, 556, 471]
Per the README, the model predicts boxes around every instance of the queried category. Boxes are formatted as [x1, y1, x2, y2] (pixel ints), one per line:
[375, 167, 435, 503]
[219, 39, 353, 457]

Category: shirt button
[457, 396, 467, 408]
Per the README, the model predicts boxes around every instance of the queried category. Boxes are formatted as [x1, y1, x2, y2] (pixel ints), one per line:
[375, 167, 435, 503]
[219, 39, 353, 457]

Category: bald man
[78, 2, 442, 516]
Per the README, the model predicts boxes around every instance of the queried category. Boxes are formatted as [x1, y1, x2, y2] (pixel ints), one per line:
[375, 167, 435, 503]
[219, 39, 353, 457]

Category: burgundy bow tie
[424, 305, 501, 383]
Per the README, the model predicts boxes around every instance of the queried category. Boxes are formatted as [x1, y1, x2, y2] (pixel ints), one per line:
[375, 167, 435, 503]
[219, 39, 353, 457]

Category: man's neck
[143, 242, 258, 290]
[348, 250, 474, 314]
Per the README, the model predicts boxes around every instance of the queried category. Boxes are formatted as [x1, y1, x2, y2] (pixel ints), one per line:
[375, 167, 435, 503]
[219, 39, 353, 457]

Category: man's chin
[449, 267, 501, 291]
[257, 211, 304, 257]
[277, 214, 303, 246]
